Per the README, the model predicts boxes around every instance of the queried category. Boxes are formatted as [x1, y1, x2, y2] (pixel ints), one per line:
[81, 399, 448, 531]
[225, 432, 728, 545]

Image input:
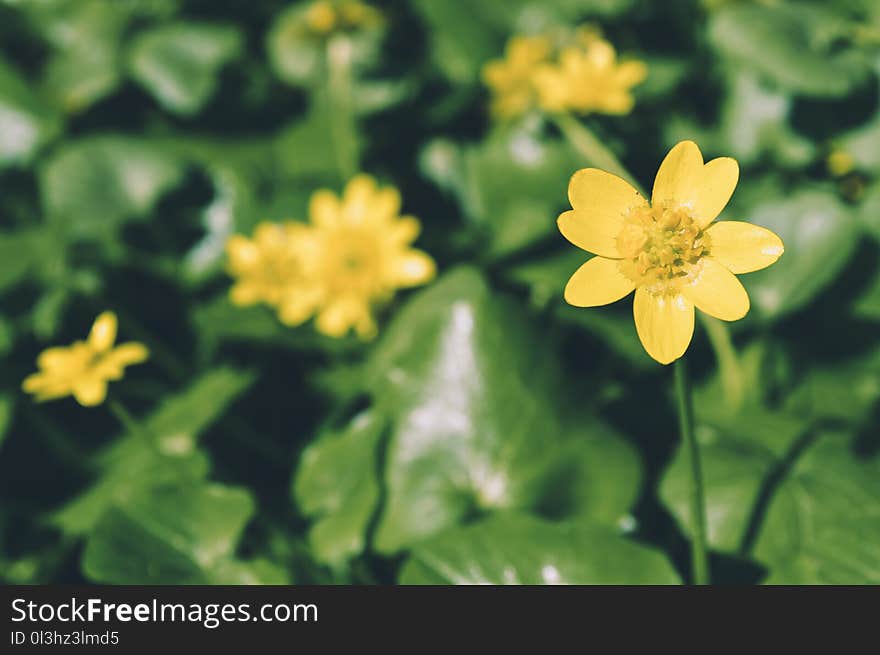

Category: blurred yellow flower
[534, 31, 646, 115]
[22, 312, 149, 406]
[226, 221, 311, 324]
[303, 0, 382, 36]
[482, 35, 552, 119]
[225, 175, 435, 339]
[559, 140, 784, 364]
[292, 174, 436, 339]
[826, 148, 856, 177]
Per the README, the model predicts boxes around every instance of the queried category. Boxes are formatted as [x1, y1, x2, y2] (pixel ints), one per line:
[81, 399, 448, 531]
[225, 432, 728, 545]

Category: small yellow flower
[534, 31, 646, 115]
[291, 174, 436, 339]
[303, 0, 382, 37]
[482, 35, 552, 119]
[22, 312, 149, 406]
[826, 148, 856, 178]
[559, 140, 784, 364]
[226, 221, 311, 320]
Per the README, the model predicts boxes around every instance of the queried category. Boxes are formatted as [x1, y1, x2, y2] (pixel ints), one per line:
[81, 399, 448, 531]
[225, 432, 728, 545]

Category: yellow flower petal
[225, 235, 260, 270]
[652, 141, 739, 228]
[564, 256, 635, 307]
[229, 282, 263, 306]
[89, 312, 117, 352]
[316, 299, 365, 338]
[371, 187, 402, 223]
[559, 169, 647, 258]
[98, 343, 150, 379]
[390, 216, 421, 245]
[387, 250, 435, 287]
[72, 377, 108, 406]
[615, 60, 648, 86]
[343, 174, 378, 224]
[310, 189, 341, 227]
[707, 221, 784, 274]
[683, 258, 750, 321]
[22, 372, 52, 393]
[37, 346, 77, 372]
[633, 288, 694, 365]
[277, 287, 323, 327]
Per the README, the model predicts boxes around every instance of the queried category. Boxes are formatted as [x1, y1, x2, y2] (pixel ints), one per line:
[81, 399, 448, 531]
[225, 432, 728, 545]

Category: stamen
[617, 205, 710, 293]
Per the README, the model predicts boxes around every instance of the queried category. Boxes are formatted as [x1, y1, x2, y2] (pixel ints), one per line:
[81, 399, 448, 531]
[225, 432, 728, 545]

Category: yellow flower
[226, 221, 311, 322]
[826, 148, 856, 178]
[482, 35, 552, 119]
[22, 312, 149, 406]
[559, 141, 784, 364]
[533, 32, 646, 115]
[303, 0, 382, 37]
[289, 174, 436, 339]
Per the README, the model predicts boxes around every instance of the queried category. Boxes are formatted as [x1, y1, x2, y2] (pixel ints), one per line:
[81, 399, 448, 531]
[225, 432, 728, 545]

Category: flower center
[321, 231, 384, 296]
[616, 205, 710, 293]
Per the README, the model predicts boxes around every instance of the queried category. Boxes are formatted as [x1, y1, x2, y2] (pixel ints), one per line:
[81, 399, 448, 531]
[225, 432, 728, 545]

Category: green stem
[326, 35, 359, 181]
[108, 400, 156, 453]
[699, 314, 744, 412]
[674, 357, 710, 585]
[551, 112, 646, 196]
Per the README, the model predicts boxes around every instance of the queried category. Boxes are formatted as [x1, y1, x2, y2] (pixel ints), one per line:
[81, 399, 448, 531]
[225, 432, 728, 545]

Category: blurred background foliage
[1, 0, 879, 585]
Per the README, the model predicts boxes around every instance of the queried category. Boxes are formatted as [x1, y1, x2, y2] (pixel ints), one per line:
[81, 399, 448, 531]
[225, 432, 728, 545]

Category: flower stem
[551, 112, 647, 196]
[674, 357, 710, 585]
[108, 400, 156, 453]
[326, 35, 359, 181]
[699, 314, 744, 412]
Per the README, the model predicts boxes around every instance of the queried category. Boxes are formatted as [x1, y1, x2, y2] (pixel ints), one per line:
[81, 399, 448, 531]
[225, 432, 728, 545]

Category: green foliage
[128, 23, 243, 116]
[399, 513, 678, 584]
[40, 136, 186, 241]
[708, 2, 873, 98]
[83, 483, 287, 584]
[2, 0, 879, 587]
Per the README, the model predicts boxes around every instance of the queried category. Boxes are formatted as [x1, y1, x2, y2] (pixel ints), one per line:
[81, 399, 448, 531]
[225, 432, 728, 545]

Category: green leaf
[53, 368, 255, 535]
[857, 182, 880, 241]
[0, 229, 39, 292]
[421, 126, 579, 256]
[293, 409, 386, 566]
[660, 413, 880, 582]
[534, 420, 641, 527]
[265, 4, 324, 87]
[409, 0, 500, 85]
[192, 294, 354, 357]
[33, 0, 130, 112]
[0, 59, 61, 167]
[274, 97, 360, 180]
[753, 435, 880, 584]
[735, 190, 859, 320]
[40, 136, 186, 240]
[368, 268, 639, 552]
[660, 427, 778, 554]
[0, 394, 12, 453]
[399, 513, 679, 584]
[709, 3, 872, 98]
[717, 71, 814, 168]
[853, 261, 880, 319]
[838, 115, 880, 174]
[128, 22, 243, 116]
[83, 483, 287, 584]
